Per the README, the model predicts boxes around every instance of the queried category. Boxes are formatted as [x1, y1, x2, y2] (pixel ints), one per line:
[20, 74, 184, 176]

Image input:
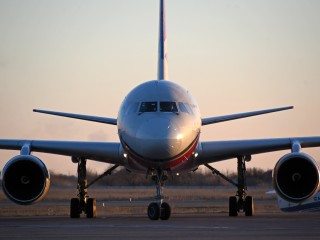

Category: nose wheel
[148, 202, 160, 220]
[160, 202, 171, 220]
[147, 169, 171, 220]
[148, 202, 171, 220]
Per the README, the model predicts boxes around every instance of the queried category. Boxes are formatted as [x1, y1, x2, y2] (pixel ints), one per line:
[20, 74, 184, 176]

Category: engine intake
[1, 155, 50, 205]
[273, 152, 320, 203]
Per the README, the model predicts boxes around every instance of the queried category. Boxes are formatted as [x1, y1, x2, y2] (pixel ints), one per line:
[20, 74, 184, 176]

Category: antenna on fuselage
[157, 0, 169, 80]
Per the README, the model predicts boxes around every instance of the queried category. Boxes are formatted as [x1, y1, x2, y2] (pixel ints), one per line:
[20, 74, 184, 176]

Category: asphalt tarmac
[1, 213, 320, 240]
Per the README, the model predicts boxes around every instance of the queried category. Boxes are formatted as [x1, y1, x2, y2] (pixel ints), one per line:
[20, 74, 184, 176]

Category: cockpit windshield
[160, 102, 178, 113]
[139, 102, 157, 112]
[139, 101, 179, 113]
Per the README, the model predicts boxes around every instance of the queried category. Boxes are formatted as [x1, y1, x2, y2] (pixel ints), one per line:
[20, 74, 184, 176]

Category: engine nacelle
[1, 155, 50, 205]
[273, 152, 320, 203]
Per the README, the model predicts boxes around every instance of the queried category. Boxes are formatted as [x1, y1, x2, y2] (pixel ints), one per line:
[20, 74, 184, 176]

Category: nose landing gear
[147, 169, 171, 220]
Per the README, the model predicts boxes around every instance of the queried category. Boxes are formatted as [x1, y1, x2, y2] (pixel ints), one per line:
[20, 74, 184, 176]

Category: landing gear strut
[205, 155, 254, 217]
[70, 158, 119, 219]
[147, 169, 171, 220]
[70, 157, 96, 218]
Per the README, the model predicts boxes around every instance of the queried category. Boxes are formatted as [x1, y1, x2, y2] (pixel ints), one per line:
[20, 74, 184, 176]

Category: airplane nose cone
[135, 117, 182, 159]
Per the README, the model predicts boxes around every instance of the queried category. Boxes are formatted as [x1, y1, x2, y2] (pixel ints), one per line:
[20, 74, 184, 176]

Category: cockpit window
[184, 103, 193, 115]
[178, 102, 189, 113]
[160, 102, 178, 113]
[126, 102, 139, 114]
[139, 102, 157, 112]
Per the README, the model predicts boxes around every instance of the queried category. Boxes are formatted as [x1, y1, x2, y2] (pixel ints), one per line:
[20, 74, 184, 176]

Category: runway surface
[1, 213, 320, 239]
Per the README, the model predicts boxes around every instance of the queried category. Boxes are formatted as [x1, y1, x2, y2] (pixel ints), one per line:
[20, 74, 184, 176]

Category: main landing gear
[70, 157, 96, 218]
[147, 169, 171, 220]
[205, 155, 254, 217]
[70, 157, 119, 218]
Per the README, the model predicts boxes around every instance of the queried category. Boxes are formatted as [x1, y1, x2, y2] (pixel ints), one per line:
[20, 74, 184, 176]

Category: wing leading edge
[201, 106, 293, 126]
[0, 140, 124, 165]
[197, 137, 320, 165]
[33, 109, 117, 125]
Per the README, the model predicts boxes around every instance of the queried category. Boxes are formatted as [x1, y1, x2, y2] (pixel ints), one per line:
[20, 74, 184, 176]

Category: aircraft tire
[244, 196, 254, 216]
[160, 202, 171, 220]
[70, 198, 80, 218]
[148, 202, 160, 220]
[229, 196, 238, 216]
[86, 198, 97, 218]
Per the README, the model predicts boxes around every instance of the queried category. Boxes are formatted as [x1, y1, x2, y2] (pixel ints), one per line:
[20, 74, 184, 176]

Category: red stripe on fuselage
[123, 135, 199, 170]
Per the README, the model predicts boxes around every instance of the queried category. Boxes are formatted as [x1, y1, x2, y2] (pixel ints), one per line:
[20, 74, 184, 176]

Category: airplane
[1, 0, 320, 220]
[268, 190, 320, 212]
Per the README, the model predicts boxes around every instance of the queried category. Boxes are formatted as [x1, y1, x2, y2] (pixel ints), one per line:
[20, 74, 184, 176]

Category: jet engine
[1, 155, 50, 205]
[273, 152, 320, 203]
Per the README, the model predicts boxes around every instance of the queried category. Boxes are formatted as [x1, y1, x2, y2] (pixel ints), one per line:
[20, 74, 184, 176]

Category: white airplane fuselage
[117, 80, 201, 172]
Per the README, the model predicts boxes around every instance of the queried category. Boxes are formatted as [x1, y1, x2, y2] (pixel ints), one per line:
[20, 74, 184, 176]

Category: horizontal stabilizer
[201, 106, 293, 126]
[33, 109, 117, 125]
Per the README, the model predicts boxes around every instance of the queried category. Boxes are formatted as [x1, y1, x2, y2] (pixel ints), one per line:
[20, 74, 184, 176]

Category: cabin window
[139, 102, 157, 112]
[160, 102, 178, 113]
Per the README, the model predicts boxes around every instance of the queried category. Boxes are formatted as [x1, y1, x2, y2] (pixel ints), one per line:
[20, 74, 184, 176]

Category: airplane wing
[197, 137, 320, 164]
[201, 106, 293, 126]
[33, 109, 117, 125]
[0, 140, 124, 165]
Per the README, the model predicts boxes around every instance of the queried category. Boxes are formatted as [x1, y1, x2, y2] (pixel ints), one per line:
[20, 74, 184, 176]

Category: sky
[0, 0, 320, 176]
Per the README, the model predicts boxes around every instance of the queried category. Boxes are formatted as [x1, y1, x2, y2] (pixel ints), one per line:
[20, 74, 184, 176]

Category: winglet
[157, 0, 168, 80]
[202, 106, 294, 126]
[33, 109, 117, 125]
